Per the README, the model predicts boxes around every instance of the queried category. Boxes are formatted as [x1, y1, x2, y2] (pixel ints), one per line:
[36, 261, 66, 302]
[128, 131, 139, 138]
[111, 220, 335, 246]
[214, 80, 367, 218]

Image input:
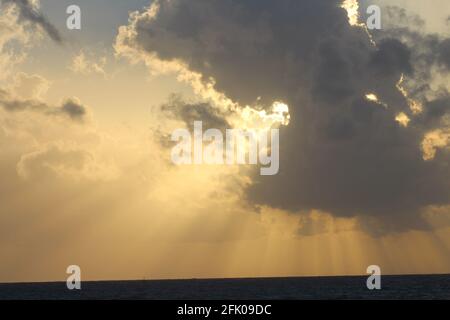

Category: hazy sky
[0, 0, 449, 282]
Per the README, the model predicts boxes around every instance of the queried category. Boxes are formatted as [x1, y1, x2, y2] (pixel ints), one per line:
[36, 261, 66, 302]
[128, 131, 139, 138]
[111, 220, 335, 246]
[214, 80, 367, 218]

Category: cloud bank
[0, 88, 88, 122]
[117, 0, 450, 234]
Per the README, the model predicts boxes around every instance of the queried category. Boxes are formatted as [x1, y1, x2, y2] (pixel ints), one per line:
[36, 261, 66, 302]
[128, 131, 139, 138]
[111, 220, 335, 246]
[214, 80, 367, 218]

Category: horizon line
[1, 272, 449, 285]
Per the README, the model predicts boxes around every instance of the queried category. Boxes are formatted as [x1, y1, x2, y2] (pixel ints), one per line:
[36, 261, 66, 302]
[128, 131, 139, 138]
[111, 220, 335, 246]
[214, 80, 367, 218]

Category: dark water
[0, 274, 449, 300]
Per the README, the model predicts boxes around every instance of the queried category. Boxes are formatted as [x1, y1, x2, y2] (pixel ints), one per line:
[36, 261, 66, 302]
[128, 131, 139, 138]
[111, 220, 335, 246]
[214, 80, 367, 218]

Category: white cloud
[70, 50, 107, 76]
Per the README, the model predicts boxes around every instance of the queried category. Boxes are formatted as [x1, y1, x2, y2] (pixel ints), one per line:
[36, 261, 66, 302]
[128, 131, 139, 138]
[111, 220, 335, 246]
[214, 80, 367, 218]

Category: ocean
[0, 274, 449, 300]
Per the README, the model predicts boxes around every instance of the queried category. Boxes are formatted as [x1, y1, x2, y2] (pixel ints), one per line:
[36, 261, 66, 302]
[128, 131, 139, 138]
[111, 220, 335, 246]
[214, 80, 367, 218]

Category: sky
[0, 0, 449, 283]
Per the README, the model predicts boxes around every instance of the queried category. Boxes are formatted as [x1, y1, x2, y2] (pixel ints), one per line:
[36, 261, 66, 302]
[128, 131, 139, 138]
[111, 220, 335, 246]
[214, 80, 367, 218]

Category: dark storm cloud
[438, 39, 450, 69]
[415, 96, 450, 128]
[0, 89, 87, 121]
[375, 6, 450, 82]
[123, 0, 450, 233]
[371, 7, 450, 128]
[369, 39, 413, 76]
[1, 0, 62, 43]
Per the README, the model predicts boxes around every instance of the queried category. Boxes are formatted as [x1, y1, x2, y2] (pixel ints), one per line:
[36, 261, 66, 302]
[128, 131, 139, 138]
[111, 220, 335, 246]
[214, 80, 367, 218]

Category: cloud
[160, 94, 230, 130]
[16, 143, 120, 181]
[0, 4, 30, 81]
[17, 143, 93, 180]
[117, 0, 450, 234]
[374, 6, 450, 94]
[0, 88, 88, 122]
[0, 0, 62, 43]
[9, 72, 50, 99]
[70, 50, 107, 76]
[59, 98, 88, 121]
[297, 210, 357, 236]
[369, 38, 413, 76]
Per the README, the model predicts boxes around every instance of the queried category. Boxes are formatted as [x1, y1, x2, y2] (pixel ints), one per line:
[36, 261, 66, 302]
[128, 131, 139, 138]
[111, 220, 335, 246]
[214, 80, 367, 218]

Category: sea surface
[0, 274, 449, 300]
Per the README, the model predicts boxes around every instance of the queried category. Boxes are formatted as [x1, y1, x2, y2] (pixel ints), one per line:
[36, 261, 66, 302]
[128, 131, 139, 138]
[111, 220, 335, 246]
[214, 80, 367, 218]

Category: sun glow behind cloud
[341, 0, 364, 27]
[365, 93, 379, 102]
[396, 74, 423, 114]
[365, 93, 388, 108]
[115, 2, 291, 132]
[422, 129, 450, 160]
[395, 112, 411, 127]
[340, 0, 376, 46]
[1, 0, 450, 283]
